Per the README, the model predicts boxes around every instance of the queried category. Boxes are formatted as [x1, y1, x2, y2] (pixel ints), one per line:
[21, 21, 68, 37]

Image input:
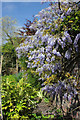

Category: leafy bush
[1, 74, 38, 119]
[2, 43, 17, 75]
[17, 55, 42, 90]
[24, 69, 42, 90]
[2, 72, 23, 82]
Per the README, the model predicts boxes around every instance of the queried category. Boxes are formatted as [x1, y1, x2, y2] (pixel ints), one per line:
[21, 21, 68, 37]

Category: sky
[1, 0, 79, 27]
[2, 2, 49, 28]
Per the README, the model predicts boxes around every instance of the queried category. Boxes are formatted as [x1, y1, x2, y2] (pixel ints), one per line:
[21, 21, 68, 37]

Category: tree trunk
[16, 58, 18, 73]
[0, 55, 3, 75]
[0, 55, 3, 119]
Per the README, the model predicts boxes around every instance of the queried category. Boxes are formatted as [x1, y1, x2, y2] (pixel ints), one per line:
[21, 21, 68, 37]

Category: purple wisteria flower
[64, 93, 68, 99]
[46, 58, 50, 63]
[47, 53, 51, 57]
[52, 49, 61, 57]
[64, 31, 72, 43]
[55, 24, 58, 29]
[65, 50, 71, 59]
[38, 53, 45, 60]
[16, 2, 79, 102]
[66, 8, 72, 15]
[51, 56, 55, 61]
[74, 33, 80, 48]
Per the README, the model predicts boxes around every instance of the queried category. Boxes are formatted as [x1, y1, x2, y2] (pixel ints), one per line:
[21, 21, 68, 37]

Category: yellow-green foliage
[1, 74, 38, 120]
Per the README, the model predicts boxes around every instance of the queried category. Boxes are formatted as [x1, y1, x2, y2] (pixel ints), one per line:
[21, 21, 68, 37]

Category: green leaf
[44, 98, 49, 103]
[51, 115, 54, 118]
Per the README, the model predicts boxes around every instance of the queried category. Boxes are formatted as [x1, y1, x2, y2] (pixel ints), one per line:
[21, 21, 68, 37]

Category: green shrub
[2, 72, 23, 82]
[31, 108, 64, 120]
[32, 113, 55, 120]
[2, 43, 17, 75]
[1, 74, 38, 119]
[25, 69, 42, 90]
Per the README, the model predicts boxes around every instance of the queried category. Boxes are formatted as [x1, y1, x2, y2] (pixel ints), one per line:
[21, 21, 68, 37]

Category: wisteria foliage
[16, 2, 80, 102]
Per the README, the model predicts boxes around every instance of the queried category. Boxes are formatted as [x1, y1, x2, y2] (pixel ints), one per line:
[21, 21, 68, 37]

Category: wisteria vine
[16, 2, 80, 103]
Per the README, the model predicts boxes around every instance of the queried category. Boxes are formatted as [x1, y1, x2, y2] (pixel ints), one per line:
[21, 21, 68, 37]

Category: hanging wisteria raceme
[42, 79, 78, 101]
[16, 2, 80, 102]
